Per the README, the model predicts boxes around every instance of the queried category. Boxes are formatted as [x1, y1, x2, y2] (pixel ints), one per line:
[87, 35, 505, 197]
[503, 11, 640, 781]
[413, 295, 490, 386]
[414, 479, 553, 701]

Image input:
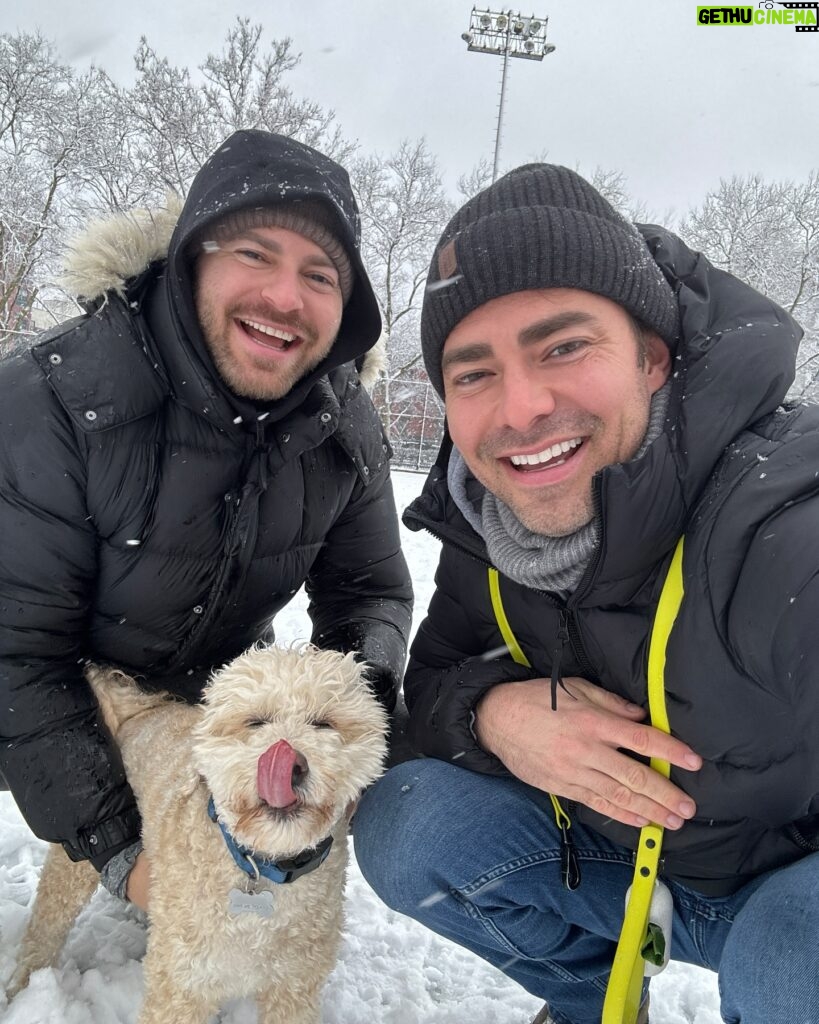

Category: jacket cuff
[406, 656, 534, 773]
[61, 806, 142, 871]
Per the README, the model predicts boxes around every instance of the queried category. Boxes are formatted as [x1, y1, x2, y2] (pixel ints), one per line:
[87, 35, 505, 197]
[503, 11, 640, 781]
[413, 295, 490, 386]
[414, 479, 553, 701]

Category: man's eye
[549, 340, 586, 358]
[453, 370, 490, 387]
[235, 248, 266, 264]
[307, 271, 338, 288]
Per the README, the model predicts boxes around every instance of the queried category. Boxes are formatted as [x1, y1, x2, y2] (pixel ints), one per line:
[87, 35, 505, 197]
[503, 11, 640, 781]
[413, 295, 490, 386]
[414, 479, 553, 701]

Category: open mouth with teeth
[508, 437, 584, 472]
[238, 319, 302, 352]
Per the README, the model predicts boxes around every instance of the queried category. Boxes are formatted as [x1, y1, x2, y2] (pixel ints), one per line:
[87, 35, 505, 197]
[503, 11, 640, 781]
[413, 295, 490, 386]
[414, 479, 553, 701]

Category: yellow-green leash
[601, 537, 685, 1024]
[488, 536, 686, 1024]
[488, 567, 532, 669]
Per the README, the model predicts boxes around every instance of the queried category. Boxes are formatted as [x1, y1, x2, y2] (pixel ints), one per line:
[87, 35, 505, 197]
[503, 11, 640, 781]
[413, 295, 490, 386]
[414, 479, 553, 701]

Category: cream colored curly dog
[8, 644, 387, 1024]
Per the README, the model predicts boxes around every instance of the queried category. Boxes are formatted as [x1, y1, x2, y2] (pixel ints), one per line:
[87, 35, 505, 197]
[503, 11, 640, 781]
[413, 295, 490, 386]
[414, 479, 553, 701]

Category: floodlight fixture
[461, 8, 555, 181]
[462, 9, 554, 62]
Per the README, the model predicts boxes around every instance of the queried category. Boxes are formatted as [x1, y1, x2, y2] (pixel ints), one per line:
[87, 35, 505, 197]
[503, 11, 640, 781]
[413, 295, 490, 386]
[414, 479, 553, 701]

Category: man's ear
[645, 333, 672, 393]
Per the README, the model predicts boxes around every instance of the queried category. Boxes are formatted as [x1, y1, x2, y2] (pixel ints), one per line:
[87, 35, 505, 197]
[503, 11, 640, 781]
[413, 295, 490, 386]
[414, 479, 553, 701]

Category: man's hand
[474, 676, 702, 830]
[125, 850, 151, 912]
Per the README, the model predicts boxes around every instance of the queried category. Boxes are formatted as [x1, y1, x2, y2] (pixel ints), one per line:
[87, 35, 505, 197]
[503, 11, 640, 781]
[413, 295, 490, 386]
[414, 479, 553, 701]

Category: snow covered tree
[680, 173, 819, 402]
[584, 166, 652, 224]
[74, 18, 351, 211]
[0, 33, 97, 356]
[456, 157, 493, 201]
[353, 138, 452, 379]
[199, 20, 349, 161]
[352, 139, 451, 456]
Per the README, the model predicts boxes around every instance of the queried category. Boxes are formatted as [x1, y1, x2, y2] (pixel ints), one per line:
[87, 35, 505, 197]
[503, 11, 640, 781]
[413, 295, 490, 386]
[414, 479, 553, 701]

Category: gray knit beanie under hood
[421, 163, 681, 396]
[194, 200, 354, 305]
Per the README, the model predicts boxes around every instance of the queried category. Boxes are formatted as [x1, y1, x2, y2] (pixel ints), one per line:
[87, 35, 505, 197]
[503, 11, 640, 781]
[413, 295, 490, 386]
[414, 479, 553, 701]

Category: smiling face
[193, 224, 344, 400]
[442, 288, 671, 537]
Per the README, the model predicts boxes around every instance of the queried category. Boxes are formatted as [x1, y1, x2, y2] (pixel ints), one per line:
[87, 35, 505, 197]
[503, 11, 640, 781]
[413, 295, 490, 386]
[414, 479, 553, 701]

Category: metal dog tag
[228, 887, 275, 918]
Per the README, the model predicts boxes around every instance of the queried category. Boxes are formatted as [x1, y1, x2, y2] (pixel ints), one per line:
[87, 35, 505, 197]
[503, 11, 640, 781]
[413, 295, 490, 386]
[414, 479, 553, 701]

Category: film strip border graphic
[778, 2, 819, 31]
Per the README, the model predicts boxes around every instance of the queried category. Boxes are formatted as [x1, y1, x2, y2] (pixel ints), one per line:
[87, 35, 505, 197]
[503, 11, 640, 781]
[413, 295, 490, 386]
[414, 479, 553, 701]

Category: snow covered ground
[0, 470, 721, 1023]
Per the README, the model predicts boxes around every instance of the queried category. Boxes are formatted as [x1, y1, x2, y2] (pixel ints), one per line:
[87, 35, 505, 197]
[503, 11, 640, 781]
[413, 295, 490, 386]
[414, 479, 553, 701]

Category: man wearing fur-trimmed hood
[0, 130, 412, 908]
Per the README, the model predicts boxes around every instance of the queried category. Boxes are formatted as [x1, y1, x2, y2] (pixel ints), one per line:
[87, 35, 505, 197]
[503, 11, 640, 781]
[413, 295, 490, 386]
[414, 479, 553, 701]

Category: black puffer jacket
[403, 228, 819, 896]
[0, 132, 412, 868]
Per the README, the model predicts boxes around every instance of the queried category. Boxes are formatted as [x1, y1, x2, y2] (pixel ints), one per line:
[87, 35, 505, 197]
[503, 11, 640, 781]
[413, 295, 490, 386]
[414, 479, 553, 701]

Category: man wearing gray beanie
[354, 165, 819, 1024]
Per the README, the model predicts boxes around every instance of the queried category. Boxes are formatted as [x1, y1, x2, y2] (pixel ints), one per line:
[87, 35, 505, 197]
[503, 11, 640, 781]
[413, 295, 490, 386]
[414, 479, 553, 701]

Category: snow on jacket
[403, 227, 819, 897]
[0, 133, 413, 869]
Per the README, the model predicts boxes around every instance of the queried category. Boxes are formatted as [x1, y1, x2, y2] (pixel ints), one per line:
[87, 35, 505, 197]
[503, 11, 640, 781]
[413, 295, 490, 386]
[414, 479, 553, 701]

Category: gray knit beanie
[195, 199, 354, 304]
[421, 164, 680, 396]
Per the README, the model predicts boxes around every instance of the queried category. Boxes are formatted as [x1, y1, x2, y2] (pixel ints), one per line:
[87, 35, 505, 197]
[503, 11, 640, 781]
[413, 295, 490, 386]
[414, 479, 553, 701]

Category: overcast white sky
[4, 0, 817, 219]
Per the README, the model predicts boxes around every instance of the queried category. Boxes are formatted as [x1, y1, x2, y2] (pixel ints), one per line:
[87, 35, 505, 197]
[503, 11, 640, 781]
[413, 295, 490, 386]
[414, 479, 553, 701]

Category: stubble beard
[512, 487, 596, 538]
[480, 466, 597, 537]
[197, 300, 336, 401]
[473, 412, 603, 538]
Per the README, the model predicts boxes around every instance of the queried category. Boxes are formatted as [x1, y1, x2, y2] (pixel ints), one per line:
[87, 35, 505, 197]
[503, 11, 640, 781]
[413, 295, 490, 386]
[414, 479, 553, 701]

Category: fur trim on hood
[60, 196, 385, 391]
[61, 195, 184, 303]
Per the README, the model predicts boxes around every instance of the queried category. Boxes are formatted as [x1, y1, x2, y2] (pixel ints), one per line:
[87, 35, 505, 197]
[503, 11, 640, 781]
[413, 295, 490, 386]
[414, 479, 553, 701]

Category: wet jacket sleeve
[0, 354, 139, 869]
[306, 463, 413, 713]
[403, 545, 534, 772]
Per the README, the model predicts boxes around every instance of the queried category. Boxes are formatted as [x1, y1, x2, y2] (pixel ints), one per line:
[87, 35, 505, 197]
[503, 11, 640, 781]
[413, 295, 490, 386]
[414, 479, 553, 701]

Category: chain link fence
[370, 375, 444, 472]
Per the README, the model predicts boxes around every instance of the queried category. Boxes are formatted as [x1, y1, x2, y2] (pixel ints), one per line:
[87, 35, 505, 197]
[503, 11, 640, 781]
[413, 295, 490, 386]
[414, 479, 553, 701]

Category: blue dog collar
[207, 797, 333, 885]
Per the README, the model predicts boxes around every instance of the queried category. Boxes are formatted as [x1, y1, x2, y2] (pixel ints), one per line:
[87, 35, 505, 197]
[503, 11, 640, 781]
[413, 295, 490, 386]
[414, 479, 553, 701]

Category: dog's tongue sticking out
[257, 739, 307, 809]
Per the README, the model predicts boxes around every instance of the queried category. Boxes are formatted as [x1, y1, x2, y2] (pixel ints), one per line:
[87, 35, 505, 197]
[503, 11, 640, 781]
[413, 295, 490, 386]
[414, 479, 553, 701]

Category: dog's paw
[4, 963, 31, 1001]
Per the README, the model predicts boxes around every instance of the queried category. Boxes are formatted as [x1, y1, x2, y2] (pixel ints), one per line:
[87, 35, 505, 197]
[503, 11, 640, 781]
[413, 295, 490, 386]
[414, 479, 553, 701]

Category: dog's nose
[257, 739, 309, 809]
[291, 750, 308, 785]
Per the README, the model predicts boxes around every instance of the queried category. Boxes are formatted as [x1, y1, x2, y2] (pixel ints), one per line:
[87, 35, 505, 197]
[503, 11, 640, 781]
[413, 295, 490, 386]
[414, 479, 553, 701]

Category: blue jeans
[353, 759, 819, 1024]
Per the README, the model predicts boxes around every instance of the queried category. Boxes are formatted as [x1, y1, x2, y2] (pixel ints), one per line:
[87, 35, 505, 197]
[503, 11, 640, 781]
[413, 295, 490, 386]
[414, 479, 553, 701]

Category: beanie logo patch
[437, 239, 458, 282]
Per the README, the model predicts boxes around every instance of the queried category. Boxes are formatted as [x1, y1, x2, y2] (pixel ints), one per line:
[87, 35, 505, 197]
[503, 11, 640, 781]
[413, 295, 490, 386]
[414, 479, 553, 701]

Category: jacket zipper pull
[559, 820, 582, 890]
[549, 795, 582, 891]
[550, 610, 570, 711]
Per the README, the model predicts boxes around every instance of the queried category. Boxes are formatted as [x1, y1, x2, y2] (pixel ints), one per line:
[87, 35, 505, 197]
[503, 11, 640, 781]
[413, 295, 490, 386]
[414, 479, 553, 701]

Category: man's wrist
[473, 683, 513, 756]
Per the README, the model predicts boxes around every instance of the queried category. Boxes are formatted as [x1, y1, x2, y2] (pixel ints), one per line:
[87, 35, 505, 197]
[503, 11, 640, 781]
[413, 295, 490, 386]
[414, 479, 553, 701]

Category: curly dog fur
[8, 644, 387, 1023]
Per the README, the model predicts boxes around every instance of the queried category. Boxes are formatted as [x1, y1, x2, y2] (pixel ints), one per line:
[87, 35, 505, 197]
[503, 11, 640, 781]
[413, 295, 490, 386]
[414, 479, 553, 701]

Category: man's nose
[260, 269, 304, 313]
[498, 370, 557, 432]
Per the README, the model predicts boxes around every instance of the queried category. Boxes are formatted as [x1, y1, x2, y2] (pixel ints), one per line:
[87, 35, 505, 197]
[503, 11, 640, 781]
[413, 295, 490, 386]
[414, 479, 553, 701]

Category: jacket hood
[582, 225, 801, 599]
[61, 132, 386, 397]
[406, 226, 804, 602]
[167, 131, 382, 368]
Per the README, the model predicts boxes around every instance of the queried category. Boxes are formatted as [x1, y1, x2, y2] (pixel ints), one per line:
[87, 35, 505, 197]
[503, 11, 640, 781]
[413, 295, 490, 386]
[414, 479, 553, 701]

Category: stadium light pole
[461, 8, 555, 182]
